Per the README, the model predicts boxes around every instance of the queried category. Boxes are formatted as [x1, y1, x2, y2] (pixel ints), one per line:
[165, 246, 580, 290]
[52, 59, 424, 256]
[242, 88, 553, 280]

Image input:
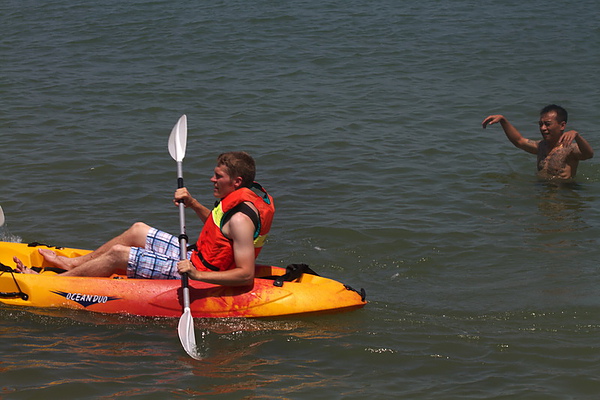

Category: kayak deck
[0, 242, 366, 318]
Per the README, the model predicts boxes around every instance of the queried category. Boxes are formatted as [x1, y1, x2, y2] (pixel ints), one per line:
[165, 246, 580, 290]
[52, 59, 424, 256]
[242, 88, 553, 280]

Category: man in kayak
[15, 151, 275, 286]
[482, 104, 593, 180]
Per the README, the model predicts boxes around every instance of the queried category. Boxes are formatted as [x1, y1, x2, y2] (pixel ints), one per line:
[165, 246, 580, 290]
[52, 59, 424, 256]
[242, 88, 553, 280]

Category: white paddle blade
[178, 307, 202, 360]
[0, 206, 5, 227]
[168, 114, 188, 162]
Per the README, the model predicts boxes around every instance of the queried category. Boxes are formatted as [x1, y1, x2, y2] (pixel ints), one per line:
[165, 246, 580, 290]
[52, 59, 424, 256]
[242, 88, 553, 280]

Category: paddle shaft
[176, 161, 191, 305]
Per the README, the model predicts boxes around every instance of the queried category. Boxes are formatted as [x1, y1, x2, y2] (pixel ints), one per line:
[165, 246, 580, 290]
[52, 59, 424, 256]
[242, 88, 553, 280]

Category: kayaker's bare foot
[38, 248, 74, 270]
[13, 256, 39, 274]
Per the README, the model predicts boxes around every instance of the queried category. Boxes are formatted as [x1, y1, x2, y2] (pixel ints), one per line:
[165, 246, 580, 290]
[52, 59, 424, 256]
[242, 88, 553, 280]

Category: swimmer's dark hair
[540, 104, 568, 123]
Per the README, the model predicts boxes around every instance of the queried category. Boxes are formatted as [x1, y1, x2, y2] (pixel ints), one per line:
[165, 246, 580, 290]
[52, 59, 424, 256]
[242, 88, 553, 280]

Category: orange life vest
[190, 182, 274, 271]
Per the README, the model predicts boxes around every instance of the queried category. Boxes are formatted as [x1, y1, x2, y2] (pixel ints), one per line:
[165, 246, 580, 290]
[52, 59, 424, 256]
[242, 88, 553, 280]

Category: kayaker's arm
[174, 187, 211, 223]
[177, 211, 256, 286]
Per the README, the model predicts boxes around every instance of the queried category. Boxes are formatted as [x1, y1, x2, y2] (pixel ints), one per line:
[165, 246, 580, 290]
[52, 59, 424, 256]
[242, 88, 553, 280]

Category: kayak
[0, 241, 366, 318]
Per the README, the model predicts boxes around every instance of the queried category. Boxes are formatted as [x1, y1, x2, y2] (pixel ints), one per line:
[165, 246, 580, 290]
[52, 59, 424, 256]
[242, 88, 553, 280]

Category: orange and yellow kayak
[0, 241, 366, 318]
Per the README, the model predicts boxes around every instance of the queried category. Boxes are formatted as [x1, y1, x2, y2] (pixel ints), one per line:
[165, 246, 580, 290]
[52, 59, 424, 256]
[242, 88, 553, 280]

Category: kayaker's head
[211, 152, 256, 198]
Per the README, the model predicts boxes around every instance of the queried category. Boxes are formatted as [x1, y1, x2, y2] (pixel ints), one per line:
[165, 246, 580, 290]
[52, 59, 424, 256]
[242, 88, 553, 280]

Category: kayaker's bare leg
[39, 222, 151, 270]
[60, 244, 130, 277]
[13, 256, 39, 274]
[37, 248, 75, 270]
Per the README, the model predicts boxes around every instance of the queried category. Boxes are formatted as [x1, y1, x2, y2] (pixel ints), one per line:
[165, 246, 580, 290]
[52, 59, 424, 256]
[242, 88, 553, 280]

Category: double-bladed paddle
[168, 114, 202, 360]
[0, 206, 4, 227]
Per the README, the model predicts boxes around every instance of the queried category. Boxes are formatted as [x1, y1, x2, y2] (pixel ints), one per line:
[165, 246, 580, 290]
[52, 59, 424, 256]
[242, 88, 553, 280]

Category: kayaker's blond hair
[217, 151, 256, 188]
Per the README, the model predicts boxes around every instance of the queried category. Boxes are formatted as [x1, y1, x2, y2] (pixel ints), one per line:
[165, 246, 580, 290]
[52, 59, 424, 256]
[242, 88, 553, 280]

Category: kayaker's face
[211, 165, 242, 198]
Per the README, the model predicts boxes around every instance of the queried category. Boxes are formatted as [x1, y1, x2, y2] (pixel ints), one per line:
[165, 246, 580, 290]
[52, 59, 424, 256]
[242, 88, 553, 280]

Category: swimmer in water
[482, 104, 593, 180]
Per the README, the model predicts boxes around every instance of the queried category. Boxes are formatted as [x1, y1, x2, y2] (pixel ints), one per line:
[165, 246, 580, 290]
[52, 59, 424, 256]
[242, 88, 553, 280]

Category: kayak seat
[260, 263, 319, 287]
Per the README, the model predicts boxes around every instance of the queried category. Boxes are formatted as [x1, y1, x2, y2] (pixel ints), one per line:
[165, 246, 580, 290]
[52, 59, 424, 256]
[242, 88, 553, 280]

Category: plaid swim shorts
[127, 227, 192, 279]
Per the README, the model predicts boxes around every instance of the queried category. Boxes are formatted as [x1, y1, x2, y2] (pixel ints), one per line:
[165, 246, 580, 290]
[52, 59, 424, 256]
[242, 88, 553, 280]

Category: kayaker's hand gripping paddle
[168, 114, 202, 360]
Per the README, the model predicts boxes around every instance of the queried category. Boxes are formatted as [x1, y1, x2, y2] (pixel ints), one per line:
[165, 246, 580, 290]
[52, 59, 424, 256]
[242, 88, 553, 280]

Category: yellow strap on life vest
[253, 234, 268, 248]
